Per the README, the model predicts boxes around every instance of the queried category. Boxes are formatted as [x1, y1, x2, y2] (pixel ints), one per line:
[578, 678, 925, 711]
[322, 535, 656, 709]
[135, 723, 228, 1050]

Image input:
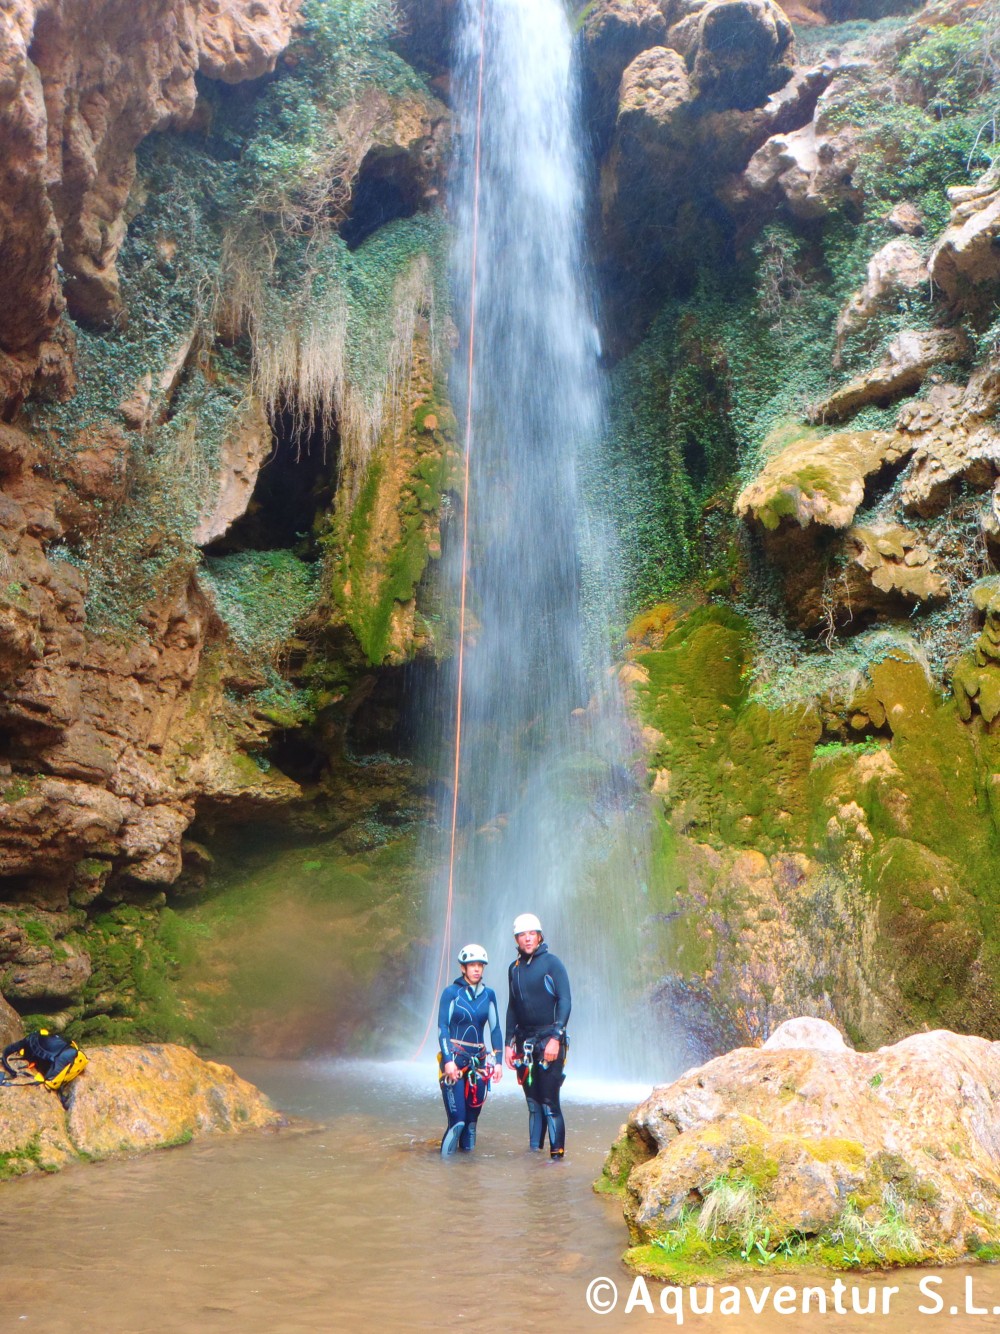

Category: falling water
[422, 0, 671, 1080]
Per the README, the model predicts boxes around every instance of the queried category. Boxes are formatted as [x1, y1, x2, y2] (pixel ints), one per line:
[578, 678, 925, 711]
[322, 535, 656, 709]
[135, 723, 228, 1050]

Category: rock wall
[0, 0, 300, 408]
[0, 0, 451, 1042]
[585, 0, 1000, 1050]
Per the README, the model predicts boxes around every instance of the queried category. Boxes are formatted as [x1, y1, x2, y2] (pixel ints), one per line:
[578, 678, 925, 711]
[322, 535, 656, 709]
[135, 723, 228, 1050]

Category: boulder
[887, 200, 925, 236]
[0, 1042, 281, 1178]
[64, 1044, 280, 1156]
[683, 0, 794, 111]
[581, 0, 668, 140]
[732, 72, 864, 221]
[615, 46, 694, 147]
[762, 1016, 849, 1051]
[607, 1022, 1000, 1266]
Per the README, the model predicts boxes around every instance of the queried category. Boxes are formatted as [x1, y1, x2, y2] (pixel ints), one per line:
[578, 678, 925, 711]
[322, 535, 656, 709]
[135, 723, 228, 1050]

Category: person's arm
[542, 956, 571, 1061]
[504, 963, 517, 1069]
[550, 955, 571, 1032]
[486, 990, 504, 1081]
[438, 987, 460, 1081]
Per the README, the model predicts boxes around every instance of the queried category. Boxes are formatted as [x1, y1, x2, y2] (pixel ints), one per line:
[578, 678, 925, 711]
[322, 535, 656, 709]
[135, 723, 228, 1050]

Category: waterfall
[422, 0, 670, 1081]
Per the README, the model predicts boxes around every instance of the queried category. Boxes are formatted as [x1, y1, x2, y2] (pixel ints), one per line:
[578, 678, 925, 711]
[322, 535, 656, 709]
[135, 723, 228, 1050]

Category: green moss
[0, 1133, 61, 1182]
[635, 606, 821, 850]
[199, 551, 320, 660]
[325, 373, 456, 665]
[598, 1125, 657, 1196]
[68, 905, 212, 1047]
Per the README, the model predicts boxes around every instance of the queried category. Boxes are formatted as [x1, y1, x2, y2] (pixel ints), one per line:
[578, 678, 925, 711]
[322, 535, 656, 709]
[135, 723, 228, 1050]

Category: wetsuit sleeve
[438, 986, 456, 1061]
[504, 962, 516, 1046]
[544, 955, 571, 1038]
[486, 989, 503, 1058]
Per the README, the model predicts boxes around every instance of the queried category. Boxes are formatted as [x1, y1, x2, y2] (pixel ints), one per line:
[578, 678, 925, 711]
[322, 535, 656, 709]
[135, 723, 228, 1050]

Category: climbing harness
[439, 1040, 497, 1105]
[415, 0, 489, 1062]
[0, 1030, 87, 1093]
[513, 1033, 569, 1088]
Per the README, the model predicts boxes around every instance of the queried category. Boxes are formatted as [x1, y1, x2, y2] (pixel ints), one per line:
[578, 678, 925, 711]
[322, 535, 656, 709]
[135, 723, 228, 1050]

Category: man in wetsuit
[438, 943, 504, 1156]
[503, 913, 571, 1160]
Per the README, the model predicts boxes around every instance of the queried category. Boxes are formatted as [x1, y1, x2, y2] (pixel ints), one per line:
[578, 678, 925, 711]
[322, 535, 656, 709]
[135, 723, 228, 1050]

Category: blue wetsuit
[438, 976, 503, 1155]
[505, 943, 571, 1157]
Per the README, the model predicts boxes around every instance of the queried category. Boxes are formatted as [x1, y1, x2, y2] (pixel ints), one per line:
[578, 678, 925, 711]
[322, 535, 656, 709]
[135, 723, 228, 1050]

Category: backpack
[1, 1030, 88, 1091]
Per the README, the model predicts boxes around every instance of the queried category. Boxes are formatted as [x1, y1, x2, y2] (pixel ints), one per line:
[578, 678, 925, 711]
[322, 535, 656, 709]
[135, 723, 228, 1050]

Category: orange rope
[414, 0, 487, 1059]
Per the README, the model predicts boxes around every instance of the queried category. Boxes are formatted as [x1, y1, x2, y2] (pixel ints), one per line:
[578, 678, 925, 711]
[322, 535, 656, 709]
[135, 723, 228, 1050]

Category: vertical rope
[414, 0, 488, 1058]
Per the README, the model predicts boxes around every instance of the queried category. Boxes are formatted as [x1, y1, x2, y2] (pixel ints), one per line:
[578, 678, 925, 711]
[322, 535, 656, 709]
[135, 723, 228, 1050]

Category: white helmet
[458, 943, 489, 965]
[512, 913, 542, 936]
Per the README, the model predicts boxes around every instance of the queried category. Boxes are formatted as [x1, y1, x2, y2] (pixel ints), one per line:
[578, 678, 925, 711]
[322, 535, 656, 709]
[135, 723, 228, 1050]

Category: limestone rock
[734, 425, 906, 531]
[812, 327, 972, 424]
[64, 1044, 280, 1156]
[341, 86, 451, 241]
[0, 1082, 79, 1175]
[929, 163, 1000, 315]
[0, 917, 91, 1006]
[391, 0, 455, 77]
[0, 0, 299, 408]
[887, 200, 925, 236]
[952, 577, 1000, 724]
[196, 0, 301, 84]
[616, 46, 693, 141]
[846, 524, 948, 605]
[734, 72, 864, 221]
[611, 1025, 1000, 1262]
[686, 0, 794, 111]
[895, 373, 1000, 517]
[762, 1016, 850, 1051]
[581, 0, 668, 138]
[192, 396, 273, 546]
[835, 238, 929, 354]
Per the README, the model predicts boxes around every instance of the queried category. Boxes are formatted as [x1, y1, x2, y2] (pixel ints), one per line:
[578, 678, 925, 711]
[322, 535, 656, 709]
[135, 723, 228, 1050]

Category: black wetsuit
[505, 942, 571, 1157]
[438, 976, 502, 1156]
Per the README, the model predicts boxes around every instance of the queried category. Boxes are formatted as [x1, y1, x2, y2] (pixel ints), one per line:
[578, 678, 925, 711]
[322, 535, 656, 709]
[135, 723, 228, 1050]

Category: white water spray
[423, 0, 677, 1082]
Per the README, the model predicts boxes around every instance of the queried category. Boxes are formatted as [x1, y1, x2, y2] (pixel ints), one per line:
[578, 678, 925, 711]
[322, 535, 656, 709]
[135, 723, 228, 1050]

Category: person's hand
[504, 1044, 516, 1070]
[543, 1037, 560, 1063]
[491, 1062, 503, 1083]
[443, 1060, 460, 1084]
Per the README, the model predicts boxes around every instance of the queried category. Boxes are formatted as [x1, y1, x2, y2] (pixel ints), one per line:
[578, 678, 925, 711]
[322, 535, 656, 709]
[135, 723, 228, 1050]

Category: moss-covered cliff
[592, 0, 1000, 1047]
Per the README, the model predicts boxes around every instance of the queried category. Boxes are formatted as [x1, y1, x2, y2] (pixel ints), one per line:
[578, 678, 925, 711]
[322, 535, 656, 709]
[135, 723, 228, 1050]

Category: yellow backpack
[1, 1029, 88, 1092]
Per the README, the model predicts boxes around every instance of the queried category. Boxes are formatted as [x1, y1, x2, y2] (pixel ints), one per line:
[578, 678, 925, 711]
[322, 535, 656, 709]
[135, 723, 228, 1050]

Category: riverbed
[0, 1060, 998, 1332]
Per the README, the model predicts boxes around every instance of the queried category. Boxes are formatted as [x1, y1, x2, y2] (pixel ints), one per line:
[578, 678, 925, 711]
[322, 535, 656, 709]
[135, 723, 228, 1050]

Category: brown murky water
[1, 1060, 998, 1333]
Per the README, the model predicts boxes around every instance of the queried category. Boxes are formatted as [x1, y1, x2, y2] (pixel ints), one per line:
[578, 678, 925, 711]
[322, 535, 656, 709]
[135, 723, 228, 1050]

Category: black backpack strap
[2, 1039, 28, 1079]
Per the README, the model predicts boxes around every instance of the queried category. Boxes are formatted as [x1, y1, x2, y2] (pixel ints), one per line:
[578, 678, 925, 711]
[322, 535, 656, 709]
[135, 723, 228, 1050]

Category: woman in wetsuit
[438, 944, 503, 1156]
